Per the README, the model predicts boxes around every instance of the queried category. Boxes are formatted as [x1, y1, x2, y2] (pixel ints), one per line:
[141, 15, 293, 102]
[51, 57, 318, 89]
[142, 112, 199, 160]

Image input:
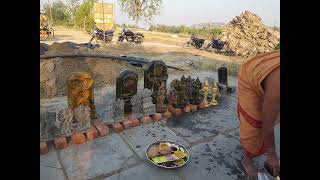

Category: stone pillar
[67, 72, 96, 119]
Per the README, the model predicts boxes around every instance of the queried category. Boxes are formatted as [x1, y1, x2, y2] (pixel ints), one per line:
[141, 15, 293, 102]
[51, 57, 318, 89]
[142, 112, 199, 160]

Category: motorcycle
[90, 25, 114, 43]
[184, 36, 205, 49]
[40, 26, 55, 40]
[118, 28, 144, 44]
[206, 39, 225, 51]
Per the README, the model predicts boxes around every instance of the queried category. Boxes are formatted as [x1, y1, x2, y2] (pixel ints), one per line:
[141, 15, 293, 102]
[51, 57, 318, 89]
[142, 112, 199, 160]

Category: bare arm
[261, 67, 280, 154]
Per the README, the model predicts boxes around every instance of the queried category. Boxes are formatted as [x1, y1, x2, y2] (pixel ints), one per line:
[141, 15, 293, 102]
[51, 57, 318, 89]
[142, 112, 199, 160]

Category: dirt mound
[220, 11, 280, 57]
[47, 42, 79, 54]
[40, 58, 132, 99]
[40, 43, 143, 99]
[40, 43, 48, 55]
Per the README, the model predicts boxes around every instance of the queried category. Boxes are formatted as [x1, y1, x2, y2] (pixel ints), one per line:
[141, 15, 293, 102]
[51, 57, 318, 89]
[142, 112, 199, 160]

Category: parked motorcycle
[89, 25, 114, 43]
[206, 39, 225, 51]
[184, 36, 205, 49]
[118, 28, 144, 43]
[40, 26, 55, 40]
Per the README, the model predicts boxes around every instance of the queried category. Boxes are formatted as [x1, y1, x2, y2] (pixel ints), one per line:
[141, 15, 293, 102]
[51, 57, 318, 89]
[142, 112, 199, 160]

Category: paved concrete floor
[40, 92, 280, 180]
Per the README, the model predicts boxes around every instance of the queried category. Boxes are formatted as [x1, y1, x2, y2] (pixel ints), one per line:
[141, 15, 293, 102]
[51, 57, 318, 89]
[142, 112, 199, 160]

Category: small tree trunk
[135, 18, 139, 28]
[73, 19, 76, 29]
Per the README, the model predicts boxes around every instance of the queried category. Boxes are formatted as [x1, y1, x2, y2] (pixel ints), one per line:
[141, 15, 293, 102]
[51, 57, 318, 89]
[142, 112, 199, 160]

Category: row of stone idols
[168, 76, 220, 110]
[106, 60, 222, 123]
[40, 60, 227, 141]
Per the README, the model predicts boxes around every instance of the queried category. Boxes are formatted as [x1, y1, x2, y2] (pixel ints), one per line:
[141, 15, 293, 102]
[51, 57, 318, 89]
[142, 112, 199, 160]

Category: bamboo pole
[47, 0, 53, 26]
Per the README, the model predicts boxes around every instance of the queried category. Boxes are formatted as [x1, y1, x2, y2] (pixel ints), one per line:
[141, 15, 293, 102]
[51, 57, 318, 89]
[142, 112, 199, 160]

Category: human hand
[267, 152, 280, 168]
[266, 151, 280, 176]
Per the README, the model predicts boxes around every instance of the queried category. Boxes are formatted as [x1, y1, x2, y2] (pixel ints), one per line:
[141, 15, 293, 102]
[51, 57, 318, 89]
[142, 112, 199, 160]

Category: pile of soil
[40, 43, 48, 55]
[220, 11, 280, 57]
[40, 42, 142, 99]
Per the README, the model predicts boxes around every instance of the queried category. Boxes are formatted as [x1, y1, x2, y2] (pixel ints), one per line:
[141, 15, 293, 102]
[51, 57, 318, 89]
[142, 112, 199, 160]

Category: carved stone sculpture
[131, 89, 156, 118]
[67, 72, 96, 119]
[144, 61, 168, 112]
[116, 70, 138, 114]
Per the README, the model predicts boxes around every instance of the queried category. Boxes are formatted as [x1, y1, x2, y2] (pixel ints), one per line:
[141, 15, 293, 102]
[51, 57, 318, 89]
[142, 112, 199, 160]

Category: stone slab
[120, 121, 189, 159]
[40, 144, 62, 168]
[224, 128, 240, 141]
[105, 163, 182, 180]
[58, 134, 139, 180]
[165, 94, 239, 143]
[175, 134, 246, 180]
[40, 166, 66, 180]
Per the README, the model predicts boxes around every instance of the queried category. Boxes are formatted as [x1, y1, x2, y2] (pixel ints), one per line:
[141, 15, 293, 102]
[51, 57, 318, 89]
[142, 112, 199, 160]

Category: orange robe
[237, 50, 280, 158]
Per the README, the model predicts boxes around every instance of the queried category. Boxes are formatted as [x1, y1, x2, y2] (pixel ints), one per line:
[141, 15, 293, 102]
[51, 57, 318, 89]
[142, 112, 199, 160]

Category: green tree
[119, 0, 162, 26]
[43, 0, 71, 25]
[75, 0, 94, 33]
[66, 0, 81, 27]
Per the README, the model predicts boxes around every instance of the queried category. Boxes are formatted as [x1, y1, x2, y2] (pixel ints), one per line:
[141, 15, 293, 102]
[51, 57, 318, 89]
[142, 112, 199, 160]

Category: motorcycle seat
[196, 38, 205, 43]
[105, 30, 114, 34]
[136, 33, 144, 37]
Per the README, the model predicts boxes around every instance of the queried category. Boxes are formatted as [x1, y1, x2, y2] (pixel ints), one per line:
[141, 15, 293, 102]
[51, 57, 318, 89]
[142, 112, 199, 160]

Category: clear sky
[40, 0, 280, 27]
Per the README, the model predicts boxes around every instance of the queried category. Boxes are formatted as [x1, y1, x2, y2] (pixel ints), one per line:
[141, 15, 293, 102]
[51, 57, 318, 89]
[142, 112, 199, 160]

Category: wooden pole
[47, 0, 53, 26]
[102, 0, 106, 41]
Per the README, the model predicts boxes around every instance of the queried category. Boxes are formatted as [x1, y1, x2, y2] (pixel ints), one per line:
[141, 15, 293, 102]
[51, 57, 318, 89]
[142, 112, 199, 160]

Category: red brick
[54, 137, 68, 149]
[126, 115, 134, 120]
[168, 105, 175, 113]
[131, 119, 140, 127]
[151, 113, 162, 121]
[204, 102, 210, 108]
[86, 128, 98, 141]
[122, 120, 133, 129]
[183, 105, 191, 113]
[163, 111, 173, 119]
[140, 116, 152, 124]
[94, 123, 110, 136]
[94, 121, 103, 126]
[173, 108, 183, 116]
[190, 104, 198, 111]
[198, 102, 206, 109]
[40, 142, 49, 155]
[112, 123, 124, 133]
[71, 133, 86, 145]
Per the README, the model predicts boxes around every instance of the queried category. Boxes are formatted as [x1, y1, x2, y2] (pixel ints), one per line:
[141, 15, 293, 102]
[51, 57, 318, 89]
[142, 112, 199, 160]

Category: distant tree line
[43, 0, 96, 33]
[42, 0, 163, 34]
[149, 24, 223, 38]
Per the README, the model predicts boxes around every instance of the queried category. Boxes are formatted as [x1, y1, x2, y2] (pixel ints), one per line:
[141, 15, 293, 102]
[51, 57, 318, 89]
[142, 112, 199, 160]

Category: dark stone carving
[144, 60, 168, 113]
[116, 70, 138, 114]
[169, 76, 204, 108]
[218, 66, 228, 86]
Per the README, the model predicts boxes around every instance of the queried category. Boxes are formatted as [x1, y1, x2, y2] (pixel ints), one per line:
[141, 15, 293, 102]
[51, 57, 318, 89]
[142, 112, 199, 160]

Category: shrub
[149, 24, 223, 39]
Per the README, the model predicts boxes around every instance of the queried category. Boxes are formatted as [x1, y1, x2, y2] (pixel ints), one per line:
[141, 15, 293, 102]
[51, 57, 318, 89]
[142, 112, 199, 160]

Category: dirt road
[41, 26, 246, 63]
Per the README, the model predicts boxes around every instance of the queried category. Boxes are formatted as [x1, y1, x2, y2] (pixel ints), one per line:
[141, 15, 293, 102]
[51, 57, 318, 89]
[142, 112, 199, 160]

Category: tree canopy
[75, 0, 94, 32]
[43, 0, 71, 25]
[119, 0, 162, 25]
